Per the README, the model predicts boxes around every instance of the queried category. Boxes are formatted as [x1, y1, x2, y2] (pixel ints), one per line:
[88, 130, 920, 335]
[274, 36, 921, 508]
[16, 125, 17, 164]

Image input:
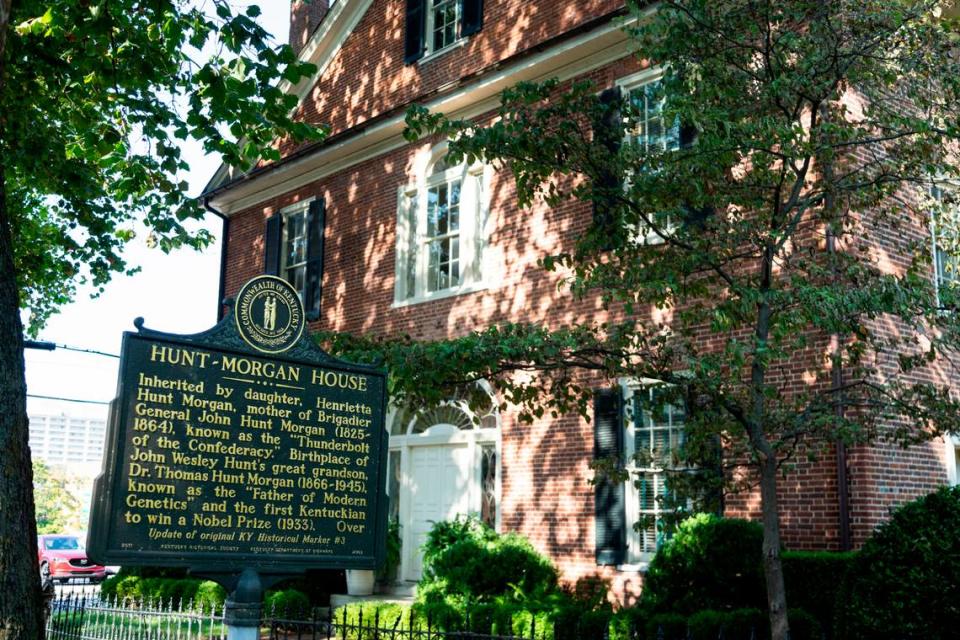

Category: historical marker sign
[88, 276, 388, 572]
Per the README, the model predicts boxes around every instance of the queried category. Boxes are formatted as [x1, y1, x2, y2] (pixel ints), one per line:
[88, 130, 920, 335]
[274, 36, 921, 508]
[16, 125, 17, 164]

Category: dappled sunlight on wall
[279, 0, 625, 159]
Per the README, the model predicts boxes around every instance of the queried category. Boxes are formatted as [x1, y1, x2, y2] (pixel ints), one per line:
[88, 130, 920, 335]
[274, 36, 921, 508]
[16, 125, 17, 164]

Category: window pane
[287, 265, 306, 295]
[450, 256, 460, 285]
[636, 428, 651, 455]
[431, 0, 459, 51]
[629, 384, 690, 556]
[449, 180, 461, 231]
[628, 80, 680, 154]
[388, 451, 401, 521]
[427, 185, 442, 236]
[481, 445, 497, 528]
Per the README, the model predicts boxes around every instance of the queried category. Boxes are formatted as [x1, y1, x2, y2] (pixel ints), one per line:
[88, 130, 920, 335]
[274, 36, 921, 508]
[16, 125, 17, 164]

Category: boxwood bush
[264, 589, 310, 616]
[839, 485, 960, 640]
[637, 513, 857, 637]
[100, 575, 227, 608]
[641, 514, 766, 615]
[99, 574, 315, 613]
[782, 550, 856, 636]
[418, 516, 559, 605]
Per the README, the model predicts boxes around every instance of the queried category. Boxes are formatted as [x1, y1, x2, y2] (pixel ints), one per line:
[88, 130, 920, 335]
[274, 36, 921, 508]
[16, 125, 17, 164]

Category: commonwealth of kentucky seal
[234, 276, 304, 354]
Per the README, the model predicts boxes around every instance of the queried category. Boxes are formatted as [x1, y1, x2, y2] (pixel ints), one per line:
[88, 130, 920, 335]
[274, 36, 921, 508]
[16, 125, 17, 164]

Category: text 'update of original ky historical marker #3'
[87, 275, 388, 574]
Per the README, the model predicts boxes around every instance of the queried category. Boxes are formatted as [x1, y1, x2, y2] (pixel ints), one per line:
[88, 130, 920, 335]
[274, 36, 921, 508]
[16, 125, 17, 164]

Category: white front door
[403, 442, 472, 581]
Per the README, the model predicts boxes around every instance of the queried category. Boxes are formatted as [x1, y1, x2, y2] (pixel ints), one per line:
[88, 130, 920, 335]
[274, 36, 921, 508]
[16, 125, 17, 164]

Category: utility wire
[24, 339, 119, 359]
[52, 343, 120, 359]
[27, 394, 111, 406]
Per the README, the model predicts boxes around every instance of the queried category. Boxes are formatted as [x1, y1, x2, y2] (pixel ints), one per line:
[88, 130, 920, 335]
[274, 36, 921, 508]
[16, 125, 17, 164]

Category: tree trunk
[759, 454, 789, 640]
[0, 171, 44, 640]
[0, 0, 10, 61]
[750, 249, 790, 640]
[0, 5, 46, 637]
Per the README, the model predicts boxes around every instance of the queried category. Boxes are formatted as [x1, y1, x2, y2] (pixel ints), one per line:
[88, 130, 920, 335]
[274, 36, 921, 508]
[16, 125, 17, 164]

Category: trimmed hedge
[638, 513, 858, 637]
[640, 514, 766, 615]
[782, 550, 856, 635]
[99, 575, 309, 613]
[839, 485, 960, 640]
[264, 589, 311, 616]
[100, 575, 227, 608]
[419, 516, 559, 605]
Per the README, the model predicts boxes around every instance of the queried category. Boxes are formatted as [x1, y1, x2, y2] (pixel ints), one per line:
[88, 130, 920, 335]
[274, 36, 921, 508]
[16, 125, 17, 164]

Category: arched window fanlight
[389, 381, 498, 436]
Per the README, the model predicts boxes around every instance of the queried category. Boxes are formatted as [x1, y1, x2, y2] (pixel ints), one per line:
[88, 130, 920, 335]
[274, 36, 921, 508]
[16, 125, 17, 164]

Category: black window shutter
[404, 0, 426, 64]
[264, 213, 282, 276]
[304, 198, 326, 322]
[679, 122, 697, 149]
[461, 0, 483, 37]
[592, 87, 623, 243]
[594, 387, 626, 566]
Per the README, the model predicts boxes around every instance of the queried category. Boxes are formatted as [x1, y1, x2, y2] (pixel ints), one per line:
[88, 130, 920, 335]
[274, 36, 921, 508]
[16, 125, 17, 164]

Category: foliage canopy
[3, 0, 323, 329]
[32, 460, 81, 534]
[321, 1, 960, 638]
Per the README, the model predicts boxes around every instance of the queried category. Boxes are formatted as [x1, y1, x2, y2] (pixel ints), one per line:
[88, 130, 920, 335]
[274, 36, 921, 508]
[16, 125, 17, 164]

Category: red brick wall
[218, 2, 957, 601]
[279, 0, 625, 155]
[221, 120, 857, 604]
[837, 182, 953, 546]
[290, 0, 330, 56]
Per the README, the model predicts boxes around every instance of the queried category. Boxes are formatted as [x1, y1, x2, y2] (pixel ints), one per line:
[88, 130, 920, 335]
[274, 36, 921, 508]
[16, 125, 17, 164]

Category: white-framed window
[622, 380, 690, 564]
[946, 434, 960, 486]
[617, 69, 683, 245]
[280, 199, 313, 299]
[395, 147, 490, 304]
[931, 185, 959, 307]
[426, 0, 462, 56]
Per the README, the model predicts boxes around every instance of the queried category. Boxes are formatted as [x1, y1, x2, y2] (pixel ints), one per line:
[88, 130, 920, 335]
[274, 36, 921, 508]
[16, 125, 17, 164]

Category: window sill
[417, 38, 468, 65]
[392, 280, 490, 308]
[616, 561, 651, 573]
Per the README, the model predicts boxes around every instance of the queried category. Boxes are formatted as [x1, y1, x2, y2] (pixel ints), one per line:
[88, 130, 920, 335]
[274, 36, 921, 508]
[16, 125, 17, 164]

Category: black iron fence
[45, 593, 819, 640]
[45, 591, 225, 640]
[269, 608, 549, 640]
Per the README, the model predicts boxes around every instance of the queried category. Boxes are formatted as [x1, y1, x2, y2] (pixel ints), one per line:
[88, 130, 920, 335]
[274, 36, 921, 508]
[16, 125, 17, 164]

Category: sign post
[87, 276, 388, 632]
[224, 569, 262, 640]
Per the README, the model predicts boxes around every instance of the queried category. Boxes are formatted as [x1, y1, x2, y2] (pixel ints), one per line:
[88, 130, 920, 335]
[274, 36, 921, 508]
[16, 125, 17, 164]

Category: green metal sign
[88, 276, 388, 573]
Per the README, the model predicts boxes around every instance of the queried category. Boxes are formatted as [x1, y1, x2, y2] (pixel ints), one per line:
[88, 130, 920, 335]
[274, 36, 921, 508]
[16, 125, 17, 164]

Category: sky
[24, 1, 292, 422]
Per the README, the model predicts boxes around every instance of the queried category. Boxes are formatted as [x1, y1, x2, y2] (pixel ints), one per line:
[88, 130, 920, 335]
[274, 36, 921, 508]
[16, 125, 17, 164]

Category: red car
[37, 535, 107, 584]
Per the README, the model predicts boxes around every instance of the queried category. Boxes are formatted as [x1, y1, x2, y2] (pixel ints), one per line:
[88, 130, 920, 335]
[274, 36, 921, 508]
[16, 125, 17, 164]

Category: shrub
[264, 589, 310, 616]
[113, 575, 148, 601]
[418, 516, 558, 605]
[787, 608, 822, 640]
[333, 603, 415, 640]
[99, 574, 121, 600]
[193, 581, 227, 610]
[782, 550, 856, 637]
[839, 485, 960, 640]
[688, 609, 764, 640]
[334, 602, 412, 627]
[377, 519, 402, 583]
[641, 513, 766, 615]
[609, 606, 648, 640]
[644, 612, 687, 640]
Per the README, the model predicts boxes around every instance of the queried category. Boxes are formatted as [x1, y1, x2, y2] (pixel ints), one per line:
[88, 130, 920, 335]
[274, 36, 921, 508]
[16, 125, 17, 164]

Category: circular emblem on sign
[234, 276, 304, 354]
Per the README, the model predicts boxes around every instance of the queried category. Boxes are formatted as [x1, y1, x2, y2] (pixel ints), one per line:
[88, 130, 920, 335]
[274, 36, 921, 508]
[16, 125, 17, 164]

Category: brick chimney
[289, 0, 330, 56]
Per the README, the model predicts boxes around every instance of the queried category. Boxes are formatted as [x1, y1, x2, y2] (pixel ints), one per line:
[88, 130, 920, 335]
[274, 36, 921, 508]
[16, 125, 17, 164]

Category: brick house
[202, 0, 960, 602]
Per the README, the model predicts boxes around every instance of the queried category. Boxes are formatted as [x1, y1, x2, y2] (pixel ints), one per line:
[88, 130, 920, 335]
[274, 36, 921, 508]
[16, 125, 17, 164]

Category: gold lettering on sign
[118, 337, 382, 558]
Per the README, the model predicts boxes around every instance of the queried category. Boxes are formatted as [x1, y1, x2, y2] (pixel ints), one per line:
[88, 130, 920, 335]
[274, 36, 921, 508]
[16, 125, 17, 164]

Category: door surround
[386, 386, 500, 583]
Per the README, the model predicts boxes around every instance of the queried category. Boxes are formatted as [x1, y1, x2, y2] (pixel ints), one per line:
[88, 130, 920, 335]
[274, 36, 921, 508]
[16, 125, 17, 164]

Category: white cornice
[208, 16, 638, 214]
[206, 0, 373, 192]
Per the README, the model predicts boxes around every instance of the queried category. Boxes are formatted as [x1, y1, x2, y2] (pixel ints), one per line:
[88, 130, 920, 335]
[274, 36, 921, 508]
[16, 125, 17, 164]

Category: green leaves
[3, 0, 326, 331]
[14, 7, 55, 37]
[392, 0, 960, 468]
